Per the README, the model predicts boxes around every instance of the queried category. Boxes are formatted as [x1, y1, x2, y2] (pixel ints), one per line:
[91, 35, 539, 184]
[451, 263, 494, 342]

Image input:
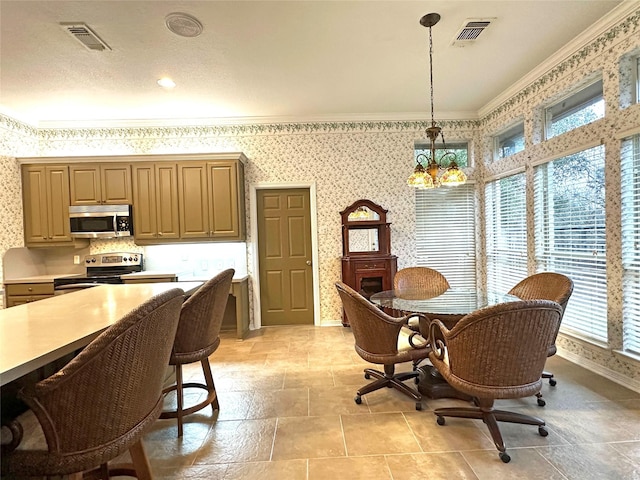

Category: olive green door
[257, 188, 314, 325]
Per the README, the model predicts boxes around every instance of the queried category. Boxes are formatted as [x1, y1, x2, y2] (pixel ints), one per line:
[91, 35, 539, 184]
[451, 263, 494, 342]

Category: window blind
[415, 184, 476, 288]
[621, 134, 640, 355]
[485, 173, 528, 293]
[534, 145, 607, 342]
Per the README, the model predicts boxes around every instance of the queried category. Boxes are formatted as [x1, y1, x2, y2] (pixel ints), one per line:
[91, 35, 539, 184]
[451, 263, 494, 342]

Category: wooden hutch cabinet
[340, 199, 397, 326]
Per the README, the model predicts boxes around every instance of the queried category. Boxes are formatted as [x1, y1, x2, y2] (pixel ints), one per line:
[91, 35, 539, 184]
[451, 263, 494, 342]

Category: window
[494, 122, 525, 160]
[545, 79, 604, 139]
[534, 145, 607, 342]
[414, 141, 469, 168]
[485, 172, 528, 293]
[621, 134, 640, 355]
[415, 183, 476, 288]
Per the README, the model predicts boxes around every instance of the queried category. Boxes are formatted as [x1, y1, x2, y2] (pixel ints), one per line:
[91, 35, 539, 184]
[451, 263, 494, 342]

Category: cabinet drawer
[6, 294, 53, 307]
[354, 261, 387, 271]
[5, 283, 55, 296]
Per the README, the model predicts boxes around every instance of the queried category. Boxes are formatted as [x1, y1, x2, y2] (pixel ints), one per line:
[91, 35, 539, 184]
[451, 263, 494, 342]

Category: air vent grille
[60, 23, 111, 51]
[451, 18, 494, 47]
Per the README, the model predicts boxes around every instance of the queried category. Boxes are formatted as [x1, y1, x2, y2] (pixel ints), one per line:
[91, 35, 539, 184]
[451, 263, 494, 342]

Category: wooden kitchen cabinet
[18, 153, 246, 246]
[5, 282, 54, 307]
[22, 165, 74, 246]
[69, 163, 132, 205]
[131, 163, 180, 243]
[177, 158, 246, 241]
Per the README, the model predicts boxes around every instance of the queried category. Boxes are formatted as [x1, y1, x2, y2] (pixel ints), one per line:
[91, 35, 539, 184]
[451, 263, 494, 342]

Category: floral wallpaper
[0, 7, 638, 385]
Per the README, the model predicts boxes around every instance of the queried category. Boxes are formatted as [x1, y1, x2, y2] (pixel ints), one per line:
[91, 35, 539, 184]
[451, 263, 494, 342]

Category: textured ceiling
[0, 0, 629, 127]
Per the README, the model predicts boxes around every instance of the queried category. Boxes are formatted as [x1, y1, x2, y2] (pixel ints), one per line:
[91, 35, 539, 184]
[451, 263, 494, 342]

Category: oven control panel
[84, 252, 143, 267]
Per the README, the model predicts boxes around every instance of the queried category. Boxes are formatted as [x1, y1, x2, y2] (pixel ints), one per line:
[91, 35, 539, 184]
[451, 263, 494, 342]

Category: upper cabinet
[131, 163, 180, 242]
[22, 165, 74, 246]
[177, 158, 246, 241]
[18, 153, 247, 245]
[69, 163, 132, 205]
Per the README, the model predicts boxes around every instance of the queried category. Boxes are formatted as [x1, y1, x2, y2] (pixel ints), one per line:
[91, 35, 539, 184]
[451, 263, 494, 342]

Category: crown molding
[35, 110, 479, 130]
[479, 2, 640, 119]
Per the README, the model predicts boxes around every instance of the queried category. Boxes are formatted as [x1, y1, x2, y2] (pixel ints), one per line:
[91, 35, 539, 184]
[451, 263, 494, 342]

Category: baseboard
[557, 348, 640, 394]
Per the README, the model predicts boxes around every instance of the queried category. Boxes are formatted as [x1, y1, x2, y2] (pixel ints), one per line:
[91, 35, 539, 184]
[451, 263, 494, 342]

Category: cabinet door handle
[306, 260, 312, 266]
[158, 232, 163, 236]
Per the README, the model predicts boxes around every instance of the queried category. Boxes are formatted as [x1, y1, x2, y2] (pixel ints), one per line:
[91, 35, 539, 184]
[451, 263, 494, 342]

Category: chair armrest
[428, 319, 450, 361]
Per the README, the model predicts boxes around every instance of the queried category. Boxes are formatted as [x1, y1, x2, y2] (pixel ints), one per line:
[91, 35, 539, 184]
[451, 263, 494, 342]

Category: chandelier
[408, 13, 467, 189]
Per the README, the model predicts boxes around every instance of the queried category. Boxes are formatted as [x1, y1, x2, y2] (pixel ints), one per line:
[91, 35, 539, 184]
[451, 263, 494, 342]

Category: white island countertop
[0, 282, 202, 386]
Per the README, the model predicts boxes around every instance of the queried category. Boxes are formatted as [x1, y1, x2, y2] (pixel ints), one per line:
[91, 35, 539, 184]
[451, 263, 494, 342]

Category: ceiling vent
[60, 23, 111, 51]
[165, 13, 203, 37]
[451, 18, 494, 47]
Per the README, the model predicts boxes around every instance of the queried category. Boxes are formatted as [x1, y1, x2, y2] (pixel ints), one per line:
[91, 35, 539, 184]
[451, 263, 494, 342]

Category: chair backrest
[508, 272, 573, 313]
[335, 281, 404, 356]
[394, 267, 450, 298]
[172, 268, 235, 361]
[21, 288, 184, 455]
[438, 300, 563, 388]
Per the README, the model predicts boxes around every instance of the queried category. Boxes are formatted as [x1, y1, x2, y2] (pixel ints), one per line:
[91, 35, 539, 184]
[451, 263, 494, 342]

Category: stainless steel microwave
[69, 204, 132, 238]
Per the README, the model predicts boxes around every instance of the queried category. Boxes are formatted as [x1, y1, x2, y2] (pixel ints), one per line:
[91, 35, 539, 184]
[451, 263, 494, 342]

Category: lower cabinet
[5, 283, 54, 308]
[340, 255, 397, 326]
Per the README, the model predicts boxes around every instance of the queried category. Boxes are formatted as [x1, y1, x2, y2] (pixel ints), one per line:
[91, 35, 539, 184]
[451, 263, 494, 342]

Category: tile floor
[14, 325, 640, 479]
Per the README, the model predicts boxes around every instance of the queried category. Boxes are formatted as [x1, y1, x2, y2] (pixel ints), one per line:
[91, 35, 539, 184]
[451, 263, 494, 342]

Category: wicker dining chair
[394, 266, 450, 298]
[508, 272, 573, 406]
[335, 281, 430, 410]
[0, 288, 184, 479]
[428, 299, 563, 463]
[160, 268, 234, 437]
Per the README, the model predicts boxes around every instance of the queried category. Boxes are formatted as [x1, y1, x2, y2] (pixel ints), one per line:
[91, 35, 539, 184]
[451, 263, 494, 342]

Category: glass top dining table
[369, 288, 520, 327]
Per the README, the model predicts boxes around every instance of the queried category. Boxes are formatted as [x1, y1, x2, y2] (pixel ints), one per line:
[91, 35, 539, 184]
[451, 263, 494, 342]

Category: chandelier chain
[429, 25, 435, 125]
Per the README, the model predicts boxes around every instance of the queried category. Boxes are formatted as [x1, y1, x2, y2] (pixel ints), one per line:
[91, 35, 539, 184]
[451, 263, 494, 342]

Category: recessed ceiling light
[157, 77, 176, 89]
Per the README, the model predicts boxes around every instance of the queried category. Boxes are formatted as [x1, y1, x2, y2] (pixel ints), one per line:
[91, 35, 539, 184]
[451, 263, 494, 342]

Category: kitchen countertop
[3, 274, 80, 284]
[3, 272, 249, 283]
[177, 273, 249, 283]
[0, 281, 203, 386]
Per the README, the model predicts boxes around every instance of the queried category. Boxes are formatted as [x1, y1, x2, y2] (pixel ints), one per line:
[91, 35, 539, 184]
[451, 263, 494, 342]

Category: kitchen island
[0, 282, 202, 387]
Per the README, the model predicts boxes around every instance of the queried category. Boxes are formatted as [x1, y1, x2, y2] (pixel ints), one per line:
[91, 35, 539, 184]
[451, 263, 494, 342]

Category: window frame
[533, 144, 607, 343]
[544, 78, 605, 140]
[493, 122, 525, 160]
[621, 134, 640, 355]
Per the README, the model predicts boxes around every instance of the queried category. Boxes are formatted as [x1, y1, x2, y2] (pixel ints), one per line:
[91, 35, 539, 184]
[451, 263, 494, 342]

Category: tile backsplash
[88, 238, 247, 279]
[143, 242, 247, 279]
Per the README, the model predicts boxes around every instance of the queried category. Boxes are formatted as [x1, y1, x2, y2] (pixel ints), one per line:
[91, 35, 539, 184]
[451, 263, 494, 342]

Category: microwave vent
[60, 23, 112, 51]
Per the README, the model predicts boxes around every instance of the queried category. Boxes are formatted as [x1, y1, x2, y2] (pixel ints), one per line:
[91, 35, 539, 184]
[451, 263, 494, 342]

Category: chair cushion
[398, 326, 428, 351]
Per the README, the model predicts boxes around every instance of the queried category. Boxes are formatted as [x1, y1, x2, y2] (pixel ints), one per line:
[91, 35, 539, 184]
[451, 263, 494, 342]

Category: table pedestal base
[418, 366, 473, 401]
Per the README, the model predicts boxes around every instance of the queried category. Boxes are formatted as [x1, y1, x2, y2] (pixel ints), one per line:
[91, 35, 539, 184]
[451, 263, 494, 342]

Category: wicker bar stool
[160, 268, 234, 437]
[1, 288, 184, 479]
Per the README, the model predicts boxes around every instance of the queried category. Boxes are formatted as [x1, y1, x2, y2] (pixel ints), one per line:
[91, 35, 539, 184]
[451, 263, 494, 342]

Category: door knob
[306, 260, 312, 266]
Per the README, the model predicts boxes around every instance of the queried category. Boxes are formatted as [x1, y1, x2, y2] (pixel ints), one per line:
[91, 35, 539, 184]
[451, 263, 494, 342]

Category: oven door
[54, 275, 124, 295]
[54, 283, 101, 296]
